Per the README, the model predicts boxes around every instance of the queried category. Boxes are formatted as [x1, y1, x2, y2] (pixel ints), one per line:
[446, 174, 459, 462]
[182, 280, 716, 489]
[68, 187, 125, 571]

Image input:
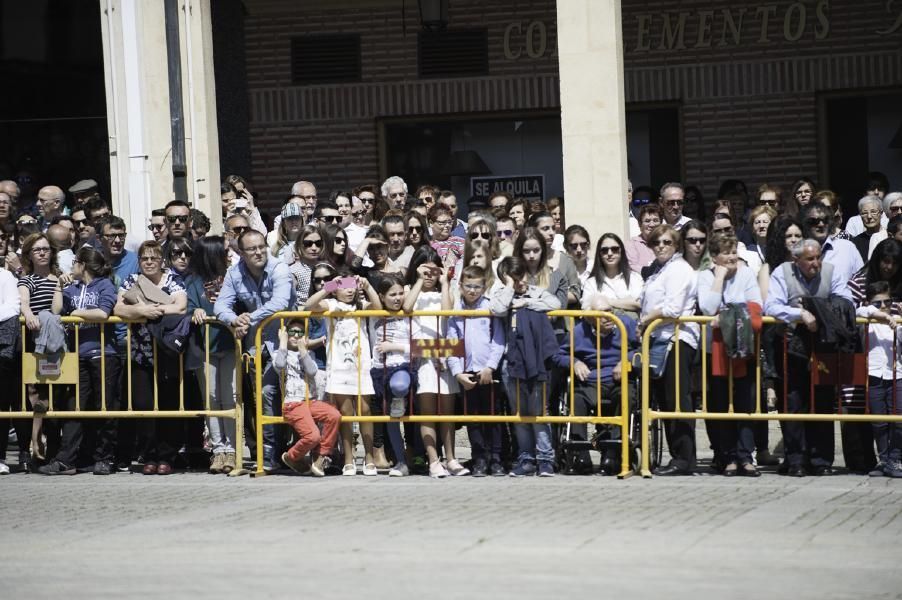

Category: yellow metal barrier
[10, 315, 245, 476]
[252, 309, 633, 478]
[639, 315, 902, 478]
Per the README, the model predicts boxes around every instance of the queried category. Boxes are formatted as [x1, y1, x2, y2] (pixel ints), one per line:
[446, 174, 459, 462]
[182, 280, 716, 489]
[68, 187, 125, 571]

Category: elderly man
[625, 203, 661, 274]
[0, 191, 13, 228]
[851, 195, 885, 261]
[802, 202, 862, 283]
[290, 180, 318, 219]
[381, 176, 408, 211]
[47, 224, 75, 273]
[765, 238, 855, 476]
[215, 229, 294, 472]
[68, 179, 100, 208]
[659, 182, 691, 230]
[866, 192, 902, 259]
[438, 190, 467, 237]
[36, 185, 65, 231]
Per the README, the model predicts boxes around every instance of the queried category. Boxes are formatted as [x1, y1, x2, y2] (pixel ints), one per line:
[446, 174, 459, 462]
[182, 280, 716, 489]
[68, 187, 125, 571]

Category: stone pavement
[2, 464, 902, 600]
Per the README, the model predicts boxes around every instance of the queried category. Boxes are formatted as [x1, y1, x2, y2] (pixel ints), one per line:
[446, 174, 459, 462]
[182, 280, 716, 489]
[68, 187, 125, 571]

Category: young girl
[403, 246, 469, 477]
[369, 273, 416, 477]
[303, 262, 335, 398]
[305, 267, 380, 476]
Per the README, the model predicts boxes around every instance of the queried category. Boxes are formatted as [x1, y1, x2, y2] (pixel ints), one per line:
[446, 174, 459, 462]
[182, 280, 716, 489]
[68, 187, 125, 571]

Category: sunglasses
[360, 197, 374, 204]
[870, 299, 893, 308]
[598, 246, 620, 255]
[321, 215, 341, 223]
[665, 200, 684, 207]
[631, 198, 652, 207]
[334, 238, 347, 245]
[711, 227, 733, 235]
[569, 242, 590, 251]
[685, 236, 706, 245]
[891, 205, 902, 214]
[171, 250, 192, 259]
[351, 211, 366, 217]
[497, 229, 514, 238]
[286, 328, 305, 336]
[73, 219, 89, 227]
[419, 196, 434, 203]
[166, 215, 189, 224]
[102, 233, 126, 241]
[408, 226, 423, 234]
[759, 200, 778, 207]
[230, 226, 250, 236]
[469, 232, 492, 240]
[303, 239, 323, 248]
[651, 239, 674, 247]
[148, 223, 165, 231]
[806, 217, 829, 226]
[140, 255, 161, 262]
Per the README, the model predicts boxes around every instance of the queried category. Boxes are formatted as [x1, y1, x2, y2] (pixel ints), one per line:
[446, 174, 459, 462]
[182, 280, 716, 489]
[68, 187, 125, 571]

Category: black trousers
[132, 355, 182, 464]
[55, 355, 121, 467]
[569, 379, 621, 462]
[463, 382, 502, 462]
[780, 355, 835, 468]
[652, 341, 697, 470]
[0, 356, 29, 459]
[709, 373, 756, 465]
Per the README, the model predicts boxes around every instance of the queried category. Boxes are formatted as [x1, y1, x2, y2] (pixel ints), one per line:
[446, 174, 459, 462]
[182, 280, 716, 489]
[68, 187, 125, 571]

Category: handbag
[647, 335, 673, 379]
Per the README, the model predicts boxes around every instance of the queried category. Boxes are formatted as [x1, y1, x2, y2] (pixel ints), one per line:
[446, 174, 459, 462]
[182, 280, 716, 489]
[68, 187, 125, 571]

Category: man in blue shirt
[215, 229, 294, 472]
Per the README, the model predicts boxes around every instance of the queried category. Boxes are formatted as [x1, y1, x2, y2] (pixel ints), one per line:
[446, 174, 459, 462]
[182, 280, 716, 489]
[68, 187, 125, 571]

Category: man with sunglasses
[164, 200, 193, 245]
[802, 203, 862, 284]
[353, 184, 377, 225]
[224, 214, 252, 267]
[659, 182, 692, 231]
[148, 209, 168, 243]
[313, 200, 342, 228]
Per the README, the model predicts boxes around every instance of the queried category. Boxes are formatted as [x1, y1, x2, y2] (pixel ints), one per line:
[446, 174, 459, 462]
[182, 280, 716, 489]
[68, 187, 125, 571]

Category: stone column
[556, 0, 630, 244]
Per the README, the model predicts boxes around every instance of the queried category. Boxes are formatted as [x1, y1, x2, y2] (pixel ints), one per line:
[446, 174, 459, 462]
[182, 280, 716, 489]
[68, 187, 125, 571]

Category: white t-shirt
[369, 316, 410, 368]
[580, 271, 643, 310]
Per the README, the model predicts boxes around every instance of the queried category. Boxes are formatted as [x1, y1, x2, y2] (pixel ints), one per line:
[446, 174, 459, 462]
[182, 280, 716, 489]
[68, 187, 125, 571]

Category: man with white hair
[867, 192, 902, 259]
[381, 176, 408, 210]
[765, 238, 854, 477]
[851, 195, 885, 261]
[37, 185, 65, 231]
[290, 180, 318, 219]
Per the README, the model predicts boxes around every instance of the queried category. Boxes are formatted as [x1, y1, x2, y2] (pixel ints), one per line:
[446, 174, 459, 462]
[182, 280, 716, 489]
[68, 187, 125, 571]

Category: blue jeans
[247, 352, 280, 466]
[868, 376, 902, 463]
[506, 377, 554, 464]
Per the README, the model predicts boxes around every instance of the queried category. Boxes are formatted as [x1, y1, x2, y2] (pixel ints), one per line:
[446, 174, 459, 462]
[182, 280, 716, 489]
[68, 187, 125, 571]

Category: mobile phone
[233, 198, 248, 209]
[448, 265, 456, 280]
[323, 276, 356, 293]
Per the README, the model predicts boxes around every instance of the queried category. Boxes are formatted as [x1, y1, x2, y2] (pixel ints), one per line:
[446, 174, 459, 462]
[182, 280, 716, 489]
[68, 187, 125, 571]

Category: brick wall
[241, 0, 902, 212]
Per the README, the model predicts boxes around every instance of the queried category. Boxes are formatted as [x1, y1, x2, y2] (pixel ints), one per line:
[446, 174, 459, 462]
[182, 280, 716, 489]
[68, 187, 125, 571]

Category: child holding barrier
[447, 265, 506, 477]
[305, 267, 380, 476]
[275, 319, 341, 477]
[858, 281, 902, 478]
[369, 273, 416, 477]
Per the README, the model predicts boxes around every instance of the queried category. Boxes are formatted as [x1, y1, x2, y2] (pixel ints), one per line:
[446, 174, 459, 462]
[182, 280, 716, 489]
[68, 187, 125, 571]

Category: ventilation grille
[418, 29, 488, 79]
[291, 34, 361, 85]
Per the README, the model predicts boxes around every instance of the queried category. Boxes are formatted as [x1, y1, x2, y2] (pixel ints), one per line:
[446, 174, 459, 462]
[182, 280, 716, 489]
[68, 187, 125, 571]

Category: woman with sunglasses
[581, 233, 641, 316]
[755, 184, 783, 214]
[638, 224, 700, 476]
[564, 225, 593, 285]
[185, 236, 238, 474]
[289, 224, 326, 307]
[404, 211, 431, 250]
[680, 219, 711, 272]
[165, 237, 192, 277]
[322, 224, 352, 268]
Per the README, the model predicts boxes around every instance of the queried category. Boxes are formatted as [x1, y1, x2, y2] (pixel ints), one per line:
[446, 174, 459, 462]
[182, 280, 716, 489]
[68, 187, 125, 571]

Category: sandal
[723, 462, 738, 477]
[342, 463, 357, 476]
[741, 463, 761, 477]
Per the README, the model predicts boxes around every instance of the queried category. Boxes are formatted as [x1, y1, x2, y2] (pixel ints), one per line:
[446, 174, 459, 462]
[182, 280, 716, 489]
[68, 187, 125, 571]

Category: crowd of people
[0, 171, 901, 480]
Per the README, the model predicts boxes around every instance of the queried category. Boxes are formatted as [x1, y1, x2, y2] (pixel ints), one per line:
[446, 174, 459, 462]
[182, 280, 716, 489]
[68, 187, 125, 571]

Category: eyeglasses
[102, 233, 126, 242]
[462, 284, 484, 291]
[433, 219, 453, 227]
[569, 242, 590, 251]
[651, 239, 674, 247]
[286, 328, 305, 336]
[805, 217, 829, 226]
[711, 227, 733, 235]
[31, 246, 51, 254]
[312, 277, 327, 286]
[871, 299, 892, 308]
[408, 226, 423, 234]
[303, 239, 323, 248]
[140, 255, 162, 262]
[148, 223, 165, 231]
[497, 229, 514, 238]
[685, 236, 707, 245]
[861, 210, 881, 218]
[320, 215, 341, 223]
[166, 215, 189, 224]
[352, 211, 366, 217]
[389, 192, 406, 199]
[598, 246, 620, 255]
[469, 231, 492, 240]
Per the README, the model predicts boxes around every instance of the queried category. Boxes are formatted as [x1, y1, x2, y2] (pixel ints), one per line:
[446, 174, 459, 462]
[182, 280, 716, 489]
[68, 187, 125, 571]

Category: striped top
[17, 274, 56, 313]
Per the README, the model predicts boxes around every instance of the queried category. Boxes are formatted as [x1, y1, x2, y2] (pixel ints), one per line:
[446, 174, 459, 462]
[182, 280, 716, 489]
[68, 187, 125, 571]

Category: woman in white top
[638, 224, 700, 476]
[580, 233, 642, 315]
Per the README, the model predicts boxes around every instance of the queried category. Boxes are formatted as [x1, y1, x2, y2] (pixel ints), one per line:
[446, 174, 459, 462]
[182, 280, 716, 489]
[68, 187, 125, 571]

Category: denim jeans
[868, 376, 902, 463]
[244, 351, 280, 466]
[506, 377, 554, 463]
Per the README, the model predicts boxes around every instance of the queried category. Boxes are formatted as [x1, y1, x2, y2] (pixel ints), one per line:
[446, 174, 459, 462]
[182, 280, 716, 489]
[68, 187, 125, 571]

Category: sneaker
[309, 459, 326, 478]
[222, 453, 236, 474]
[509, 460, 537, 477]
[471, 458, 488, 477]
[363, 462, 378, 476]
[92, 460, 114, 476]
[116, 461, 131, 473]
[489, 461, 506, 477]
[445, 459, 470, 476]
[883, 460, 902, 478]
[210, 453, 225, 474]
[537, 461, 555, 477]
[869, 462, 886, 477]
[389, 463, 409, 477]
[429, 461, 448, 479]
[18, 451, 31, 473]
[38, 460, 76, 476]
[281, 452, 309, 475]
[0, 462, 9, 475]
[342, 463, 357, 476]
[389, 397, 406, 418]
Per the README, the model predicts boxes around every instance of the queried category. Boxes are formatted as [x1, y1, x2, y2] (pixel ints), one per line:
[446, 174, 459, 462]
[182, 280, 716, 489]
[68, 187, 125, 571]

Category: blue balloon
[389, 370, 411, 397]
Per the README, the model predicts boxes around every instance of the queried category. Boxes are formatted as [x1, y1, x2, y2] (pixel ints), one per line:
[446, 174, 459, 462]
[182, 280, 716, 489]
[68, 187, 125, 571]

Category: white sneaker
[429, 461, 448, 479]
[446, 459, 470, 477]
[389, 463, 409, 477]
[342, 463, 357, 476]
[0, 462, 9, 475]
[363, 462, 378, 476]
[389, 397, 406, 418]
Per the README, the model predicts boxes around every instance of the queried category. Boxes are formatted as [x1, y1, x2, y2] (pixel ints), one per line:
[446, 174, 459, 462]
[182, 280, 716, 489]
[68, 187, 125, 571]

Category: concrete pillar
[100, 0, 221, 241]
[556, 0, 629, 244]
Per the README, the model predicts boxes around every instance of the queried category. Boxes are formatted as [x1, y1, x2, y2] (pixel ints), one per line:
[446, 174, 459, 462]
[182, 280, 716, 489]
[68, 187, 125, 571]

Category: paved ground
[3, 424, 902, 599]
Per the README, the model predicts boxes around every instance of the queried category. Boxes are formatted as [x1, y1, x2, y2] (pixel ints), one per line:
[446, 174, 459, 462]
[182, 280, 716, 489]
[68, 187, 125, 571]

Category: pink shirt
[626, 235, 655, 272]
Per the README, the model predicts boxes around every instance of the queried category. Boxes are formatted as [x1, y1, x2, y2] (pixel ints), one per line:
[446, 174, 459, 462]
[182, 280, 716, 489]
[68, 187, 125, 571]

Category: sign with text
[471, 174, 545, 205]
[411, 338, 465, 359]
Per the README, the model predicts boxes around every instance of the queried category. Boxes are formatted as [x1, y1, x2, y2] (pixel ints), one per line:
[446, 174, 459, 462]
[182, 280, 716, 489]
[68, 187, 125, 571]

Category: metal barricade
[252, 309, 633, 478]
[11, 315, 245, 476]
[639, 315, 902, 478]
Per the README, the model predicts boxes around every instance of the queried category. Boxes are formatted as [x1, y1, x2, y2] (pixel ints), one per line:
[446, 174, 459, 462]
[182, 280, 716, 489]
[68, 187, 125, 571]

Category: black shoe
[756, 450, 780, 466]
[787, 464, 805, 477]
[740, 463, 761, 478]
[653, 464, 691, 476]
[812, 465, 834, 476]
[471, 458, 488, 478]
[489, 461, 506, 477]
[37, 460, 76, 476]
[93, 460, 114, 476]
[600, 456, 618, 476]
